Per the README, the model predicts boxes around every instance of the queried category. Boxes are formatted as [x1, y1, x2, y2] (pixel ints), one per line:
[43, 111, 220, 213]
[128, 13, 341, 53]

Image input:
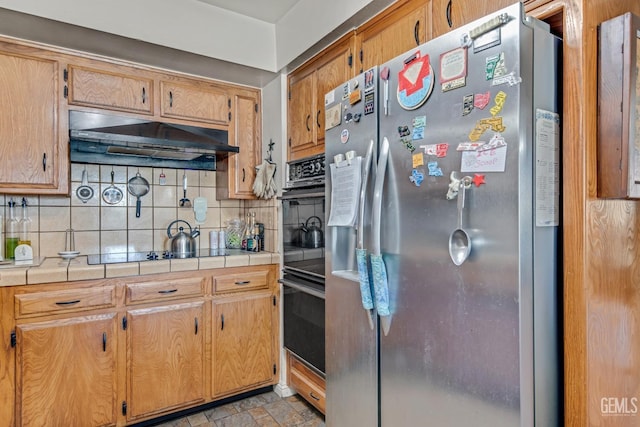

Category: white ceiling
[196, 0, 302, 24]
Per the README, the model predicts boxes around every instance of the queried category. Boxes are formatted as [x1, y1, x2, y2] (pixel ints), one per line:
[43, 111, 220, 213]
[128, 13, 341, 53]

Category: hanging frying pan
[102, 170, 123, 205]
[127, 172, 150, 218]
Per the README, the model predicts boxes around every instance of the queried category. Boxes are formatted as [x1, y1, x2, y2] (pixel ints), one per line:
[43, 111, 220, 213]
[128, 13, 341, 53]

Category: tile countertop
[0, 252, 281, 287]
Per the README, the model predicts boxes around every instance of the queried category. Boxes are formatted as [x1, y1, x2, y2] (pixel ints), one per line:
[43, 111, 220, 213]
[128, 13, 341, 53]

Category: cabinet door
[288, 34, 355, 161]
[432, 0, 517, 38]
[160, 81, 229, 125]
[313, 40, 355, 155]
[228, 88, 261, 199]
[66, 65, 153, 114]
[126, 301, 205, 421]
[0, 50, 60, 190]
[287, 72, 315, 160]
[16, 314, 118, 427]
[359, 0, 430, 70]
[212, 293, 276, 397]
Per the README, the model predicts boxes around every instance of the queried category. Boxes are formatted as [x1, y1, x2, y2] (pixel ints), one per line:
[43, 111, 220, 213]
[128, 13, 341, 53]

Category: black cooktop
[86, 248, 244, 265]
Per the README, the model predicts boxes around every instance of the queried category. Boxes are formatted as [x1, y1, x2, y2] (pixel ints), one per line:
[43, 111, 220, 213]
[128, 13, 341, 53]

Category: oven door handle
[279, 279, 326, 300]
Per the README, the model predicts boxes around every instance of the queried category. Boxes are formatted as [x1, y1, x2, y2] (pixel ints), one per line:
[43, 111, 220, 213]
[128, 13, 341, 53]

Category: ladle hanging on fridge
[449, 177, 472, 266]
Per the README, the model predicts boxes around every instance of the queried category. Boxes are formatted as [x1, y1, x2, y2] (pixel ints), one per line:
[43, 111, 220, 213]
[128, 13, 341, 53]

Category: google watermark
[601, 397, 638, 416]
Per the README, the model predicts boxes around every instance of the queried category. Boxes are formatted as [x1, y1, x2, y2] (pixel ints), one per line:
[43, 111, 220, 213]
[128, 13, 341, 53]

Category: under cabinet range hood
[69, 110, 238, 171]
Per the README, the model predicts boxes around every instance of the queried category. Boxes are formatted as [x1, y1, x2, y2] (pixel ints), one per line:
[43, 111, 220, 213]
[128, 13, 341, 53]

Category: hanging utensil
[449, 177, 472, 266]
[180, 172, 192, 208]
[76, 167, 94, 203]
[102, 170, 123, 205]
[127, 172, 150, 218]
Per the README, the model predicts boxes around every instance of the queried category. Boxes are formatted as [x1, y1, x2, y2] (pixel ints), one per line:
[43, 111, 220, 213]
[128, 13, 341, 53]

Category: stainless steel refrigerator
[324, 3, 561, 426]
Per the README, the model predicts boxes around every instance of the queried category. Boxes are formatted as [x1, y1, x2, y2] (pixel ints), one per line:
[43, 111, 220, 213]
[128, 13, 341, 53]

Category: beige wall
[1, 163, 278, 258]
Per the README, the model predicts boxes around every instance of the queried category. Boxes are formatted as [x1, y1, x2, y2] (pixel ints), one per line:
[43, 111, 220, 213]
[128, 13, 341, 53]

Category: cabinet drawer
[15, 286, 116, 318]
[289, 355, 326, 414]
[126, 276, 205, 304]
[213, 269, 269, 293]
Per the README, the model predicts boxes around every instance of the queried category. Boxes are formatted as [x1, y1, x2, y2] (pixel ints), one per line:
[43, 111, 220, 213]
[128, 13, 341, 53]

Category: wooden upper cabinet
[431, 0, 518, 38]
[218, 87, 262, 199]
[66, 64, 153, 114]
[288, 32, 356, 161]
[15, 313, 118, 427]
[358, 0, 431, 71]
[288, 72, 315, 160]
[0, 45, 67, 193]
[160, 80, 230, 126]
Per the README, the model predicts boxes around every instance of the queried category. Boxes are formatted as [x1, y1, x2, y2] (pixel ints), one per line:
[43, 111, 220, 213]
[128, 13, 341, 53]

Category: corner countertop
[0, 251, 281, 287]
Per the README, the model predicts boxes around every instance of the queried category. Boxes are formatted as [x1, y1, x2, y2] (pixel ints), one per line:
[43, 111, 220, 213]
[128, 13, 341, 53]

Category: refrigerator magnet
[427, 161, 444, 177]
[397, 51, 434, 110]
[474, 91, 491, 109]
[325, 103, 342, 130]
[409, 169, 424, 186]
[340, 129, 350, 144]
[472, 173, 486, 187]
[440, 47, 468, 92]
[463, 94, 474, 115]
[490, 91, 507, 116]
[412, 152, 424, 168]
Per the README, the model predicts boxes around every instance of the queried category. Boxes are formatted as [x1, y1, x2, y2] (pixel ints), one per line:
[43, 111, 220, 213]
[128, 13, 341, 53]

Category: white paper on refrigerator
[328, 157, 362, 227]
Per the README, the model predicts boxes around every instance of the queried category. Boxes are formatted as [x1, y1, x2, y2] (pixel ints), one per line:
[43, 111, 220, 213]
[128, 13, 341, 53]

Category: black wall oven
[281, 264, 325, 374]
[280, 154, 326, 375]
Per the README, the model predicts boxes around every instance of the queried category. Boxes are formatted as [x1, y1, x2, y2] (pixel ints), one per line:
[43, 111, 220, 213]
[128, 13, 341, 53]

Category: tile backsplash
[0, 163, 278, 258]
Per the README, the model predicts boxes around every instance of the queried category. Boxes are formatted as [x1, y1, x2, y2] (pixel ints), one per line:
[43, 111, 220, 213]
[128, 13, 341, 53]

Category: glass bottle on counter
[19, 197, 32, 247]
[241, 212, 251, 251]
[246, 212, 257, 252]
[5, 198, 19, 259]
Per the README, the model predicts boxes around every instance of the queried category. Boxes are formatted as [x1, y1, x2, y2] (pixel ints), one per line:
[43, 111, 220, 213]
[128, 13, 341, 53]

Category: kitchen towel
[370, 253, 390, 317]
[356, 248, 374, 310]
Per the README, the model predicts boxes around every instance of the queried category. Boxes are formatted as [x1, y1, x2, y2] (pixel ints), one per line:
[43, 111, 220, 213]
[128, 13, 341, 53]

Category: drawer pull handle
[102, 332, 107, 352]
[221, 314, 225, 330]
[234, 280, 251, 285]
[309, 392, 321, 401]
[158, 289, 178, 294]
[195, 317, 199, 335]
[55, 299, 81, 306]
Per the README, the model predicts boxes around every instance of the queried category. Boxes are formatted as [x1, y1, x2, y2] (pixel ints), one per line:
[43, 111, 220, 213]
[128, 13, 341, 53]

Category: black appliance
[280, 155, 326, 375]
[69, 110, 238, 171]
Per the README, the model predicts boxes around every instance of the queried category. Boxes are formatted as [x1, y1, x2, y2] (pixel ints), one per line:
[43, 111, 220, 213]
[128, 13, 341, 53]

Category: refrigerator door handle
[371, 137, 392, 335]
[372, 137, 389, 256]
[356, 139, 375, 330]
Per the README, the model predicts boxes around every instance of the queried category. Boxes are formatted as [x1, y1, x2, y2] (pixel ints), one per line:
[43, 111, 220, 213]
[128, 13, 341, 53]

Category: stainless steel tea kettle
[304, 216, 324, 249]
[167, 220, 200, 258]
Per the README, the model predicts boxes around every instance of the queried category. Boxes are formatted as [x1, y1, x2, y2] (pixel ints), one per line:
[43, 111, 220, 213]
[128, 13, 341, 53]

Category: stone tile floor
[153, 391, 325, 427]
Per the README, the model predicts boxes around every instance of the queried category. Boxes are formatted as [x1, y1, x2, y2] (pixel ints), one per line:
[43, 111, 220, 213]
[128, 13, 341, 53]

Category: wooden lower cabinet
[15, 313, 118, 427]
[0, 265, 279, 427]
[212, 291, 277, 398]
[125, 301, 205, 421]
